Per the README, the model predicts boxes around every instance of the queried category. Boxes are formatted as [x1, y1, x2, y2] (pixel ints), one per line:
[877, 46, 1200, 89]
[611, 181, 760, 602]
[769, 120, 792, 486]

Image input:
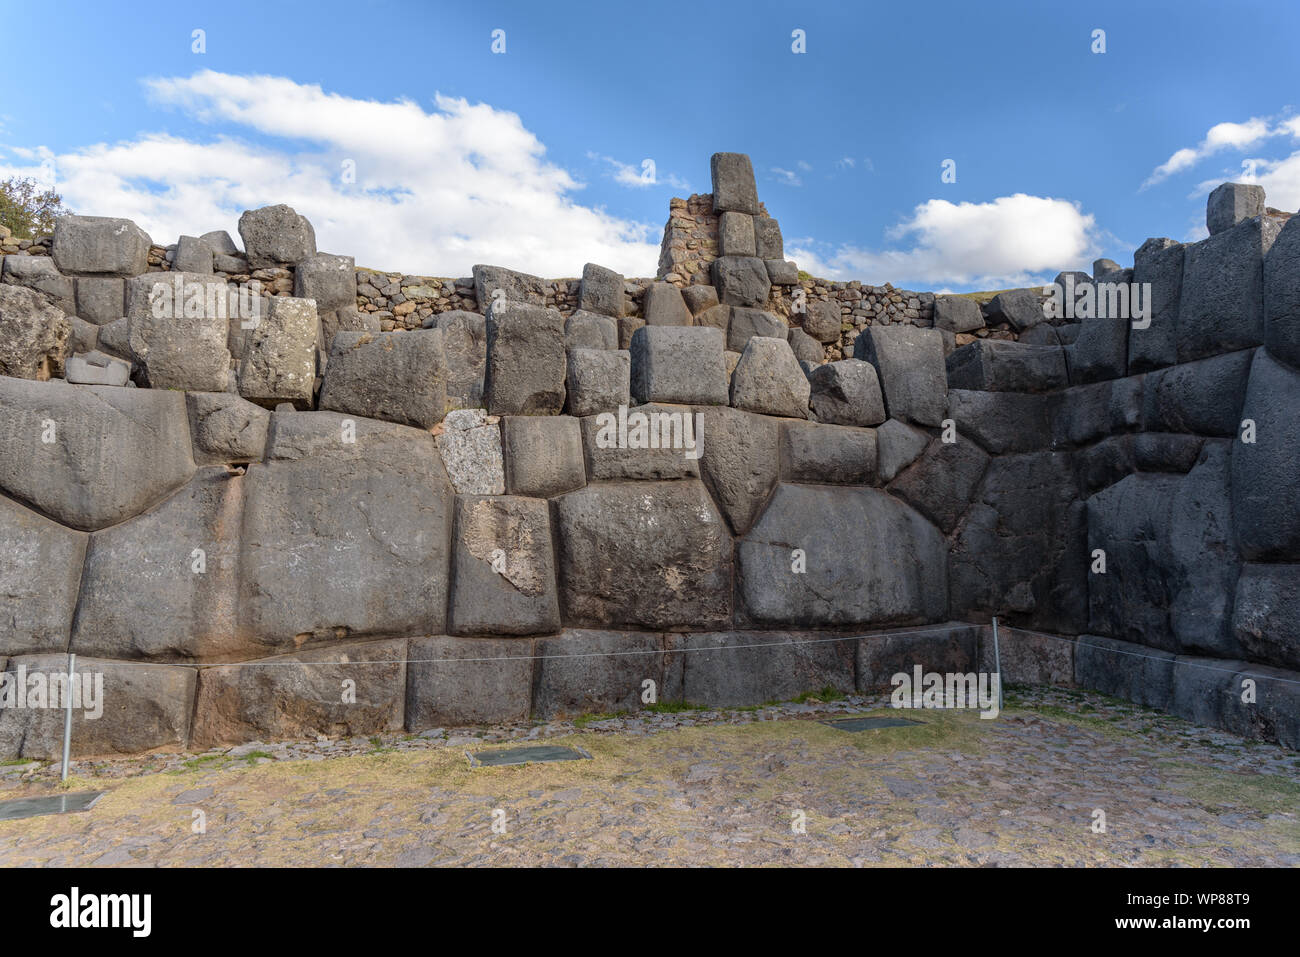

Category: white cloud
[0, 70, 661, 277]
[1143, 116, 1275, 188]
[586, 152, 689, 191]
[788, 193, 1100, 289]
[770, 166, 802, 187]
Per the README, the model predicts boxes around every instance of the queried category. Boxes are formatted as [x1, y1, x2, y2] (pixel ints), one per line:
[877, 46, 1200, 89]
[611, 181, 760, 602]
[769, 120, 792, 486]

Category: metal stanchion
[60, 653, 75, 783]
[991, 617, 1004, 711]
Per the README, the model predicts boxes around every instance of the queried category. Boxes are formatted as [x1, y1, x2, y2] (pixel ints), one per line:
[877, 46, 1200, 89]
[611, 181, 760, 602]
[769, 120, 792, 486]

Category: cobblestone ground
[1, 687, 1296, 867]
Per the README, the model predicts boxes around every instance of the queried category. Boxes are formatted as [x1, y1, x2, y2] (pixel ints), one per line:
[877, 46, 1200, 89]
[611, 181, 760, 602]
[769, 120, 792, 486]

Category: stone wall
[0, 159, 1296, 757]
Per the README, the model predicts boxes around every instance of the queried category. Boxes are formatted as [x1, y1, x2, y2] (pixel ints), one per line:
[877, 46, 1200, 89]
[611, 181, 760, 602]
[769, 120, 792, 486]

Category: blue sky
[2, 0, 1297, 290]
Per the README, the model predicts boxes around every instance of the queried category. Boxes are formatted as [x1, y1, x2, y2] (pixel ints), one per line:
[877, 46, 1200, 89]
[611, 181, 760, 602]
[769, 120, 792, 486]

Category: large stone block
[430, 309, 487, 409]
[678, 631, 856, 707]
[73, 276, 125, 325]
[1052, 378, 1143, 448]
[238, 411, 453, 645]
[566, 347, 629, 416]
[1262, 212, 1300, 369]
[191, 638, 407, 748]
[578, 262, 625, 317]
[580, 403, 701, 481]
[695, 405, 779, 536]
[501, 415, 586, 498]
[1232, 349, 1300, 560]
[731, 336, 809, 418]
[532, 630, 671, 718]
[554, 480, 732, 630]
[712, 256, 771, 307]
[434, 409, 505, 495]
[126, 272, 232, 392]
[984, 288, 1046, 331]
[974, 623, 1074, 687]
[2, 255, 74, 313]
[1129, 237, 1182, 372]
[238, 205, 317, 269]
[564, 310, 618, 351]
[484, 302, 566, 415]
[1207, 182, 1265, 236]
[642, 282, 692, 326]
[1066, 316, 1128, 383]
[945, 339, 1068, 393]
[630, 325, 729, 405]
[237, 296, 319, 408]
[293, 253, 356, 315]
[174, 235, 214, 274]
[680, 285, 719, 316]
[779, 421, 875, 485]
[1141, 349, 1252, 435]
[185, 391, 270, 465]
[802, 300, 841, 343]
[754, 214, 784, 260]
[727, 307, 786, 353]
[718, 211, 756, 257]
[947, 389, 1054, 455]
[787, 326, 824, 364]
[0, 494, 85, 657]
[808, 358, 885, 426]
[710, 152, 759, 214]
[1073, 635, 1174, 710]
[0, 377, 195, 531]
[51, 215, 151, 276]
[888, 436, 989, 534]
[472, 264, 545, 309]
[875, 418, 929, 483]
[932, 296, 984, 334]
[1232, 563, 1300, 671]
[739, 484, 948, 627]
[853, 326, 948, 426]
[0, 284, 70, 380]
[406, 635, 533, 728]
[450, 495, 560, 636]
[858, 623, 981, 690]
[319, 329, 448, 428]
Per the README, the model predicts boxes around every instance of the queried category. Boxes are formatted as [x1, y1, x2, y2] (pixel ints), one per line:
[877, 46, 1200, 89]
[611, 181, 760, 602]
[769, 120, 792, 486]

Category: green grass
[793, 685, 847, 704]
[573, 711, 628, 728]
[642, 701, 708, 714]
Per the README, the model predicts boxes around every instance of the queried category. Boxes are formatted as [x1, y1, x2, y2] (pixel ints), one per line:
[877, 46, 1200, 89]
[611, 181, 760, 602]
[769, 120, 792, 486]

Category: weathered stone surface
[739, 484, 947, 627]
[808, 358, 885, 426]
[1262, 213, 1300, 368]
[0, 377, 195, 531]
[1232, 563, 1300, 670]
[566, 348, 629, 416]
[0, 284, 70, 380]
[532, 630, 672, 719]
[1169, 656, 1249, 732]
[1052, 378, 1143, 448]
[1067, 316, 1128, 383]
[1133, 433, 1205, 473]
[680, 285, 719, 316]
[642, 282, 693, 326]
[754, 214, 784, 260]
[406, 635, 533, 728]
[802, 300, 842, 343]
[51, 215, 151, 276]
[945, 339, 1068, 393]
[238, 296, 319, 408]
[617, 315, 646, 351]
[0, 495, 85, 656]
[2, 255, 74, 312]
[1141, 349, 1251, 435]
[578, 263, 625, 317]
[581, 403, 700, 481]
[554, 480, 731, 629]
[317, 304, 377, 353]
[1222, 663, 1300, 750]
[875, 418, 930, 483]
[1129, 237, 1183, 372]
[69, 468, 245, 661]
[712, 256, 771, 307]
[427, 310, 486, 409]
[67, 316, 99, 356]
[1074, 635, 1174, 710]
[975, 623, 1075, 687]
[694, 304, 730, 336]
[1177, 215, 1283, 362]
[695, 405, 779, 536]
[201, 230, 240, 256]
[174, 235, 214, 273]
[858, 624, 981, 690]
[853, 326, 948, 426]
[1232, 349, 1300, 560]
[631, 325, 729, 405]
[889, 436, 989, 534]
[727, 307, 785, 353]
[710, 152, 759, 214]
[679, 632, 855, 707]
[501, 415, 586, 498]
[484, 302, 566, 415]
[238, 205, 317, 269]
[1207, 182, 1266, 235]
[293, 253, 356, 313]
[450, 495, 560, 636]
[765, 259, 799, 285]
[127, 272, 231, 392]
[564, 310, 618, 351]
[185, 391, 270, 465]
[933, 296, 984, 334]
[718, 211, 756, 257]
[434, 408, 505, 495]
[191, 638, 406, 748]
[948, 389, 1053, 455]
[730, 336, 810, 418]
[787, 326, 824, 364]
[64, 350, 130, 387]
[73, 277, 125, 325]
[984, 288, 1045, 331]
[239, 411, 453, 644]
[473, 264, 545, 309]
[779, 421, 875, 485]
[320, 329, 447, 428]
[1092, 259, 1122, 280]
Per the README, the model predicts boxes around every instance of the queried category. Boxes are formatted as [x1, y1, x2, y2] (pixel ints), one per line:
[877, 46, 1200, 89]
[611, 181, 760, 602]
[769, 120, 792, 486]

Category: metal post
[60, 653, 75, 783]
[991, 617, 1004, 711]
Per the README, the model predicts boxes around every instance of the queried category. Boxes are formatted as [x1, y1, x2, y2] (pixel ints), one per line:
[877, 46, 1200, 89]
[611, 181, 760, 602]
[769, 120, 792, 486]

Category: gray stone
[578, 263, 625, 317]
[642, 282, 692, 326]
[875, 418, 930, 483]
[853, 325, 948, 426]
[730, 336, 810, 418]
[64, 350, 130, 386]
[0, 494, 85, 657]
[67, 316, 98, 355]
[484, 302, 566, 415]
[984, 289, 1046, 331]
[1207, 182, 1266, 236]
[739, 484, 948, 627]
[1133, 432, 1205, 473]
[780, 421, 875, 484]
[0, 284, 70, 380]
[1232, 563, 1300, 670]
[727, 307, 786, 352]
[712, 256, 771, 307]
[1074, 635, 1174, 710]
[1232, 349, 1300, 560]
[754, 214, 784, 260]
[1052, 378, 1143, 447]
[692, 404, 780, 538]
[434, 409, 505, 495]
[1067, 316, 1128, 383]
[126, 272, 232, 392]
[932, 296, 984, 334]
[0, 376, 195, 531]
[719, 211, 756, 257]
[710, 152, 759, 214]
[293, 253, 356, 314]
[319, 329, 448, 428]
[73, 277, 125, 325]
[630, 325, 729, 405]
[200, 230, 240, 256]
[802, 300, 841, 343]
[1092, 258, 1121, 279]
[554, 480, 731, 629]
[564, 311, 618, 351]
[238, 205, 317, 269]
[947, 389, 1054, 455]
[680, 285, 719, 316]
[213, 253, 247, 274]
[1262, 213, 1300, 368]
[501, 415, 586, 498]
[532, 630, 671, 719]
[473, 264, 545, 309]
[808, 358, 885, 426]
[765, 260, 799, 285]
[428, 309, 486, 409]
[238, 296, 319, 408]
[1141, 349, 1252, 435]
[239, 411, 453, 644]
[617, 315, 646, 351]
[1223, 663, 1300, 750]
[889, 436, 989, 534]
[787, 326, 824, 364]
[694, 304, 730, 334]
[974, 623, 1074, 687]
[317, 304, 376, 352]
[1, 255, 74, 312]
[1129, 237, 1183, 372]
[449, 495, 560, 636]
[580, 403, 701, 481]
[945, 339, 1068, 393]
[174, 235, 214, 274]
[679, 632, 855, 707]
[191, 638, 406, 748]
[1169, 656, 1248, 732]
[185, 391, 270, 465]
[51, 215, 151, 276]
[858, 624, 981, 690]
[406, 636, 533, 728]
[566, 348, 629, 416]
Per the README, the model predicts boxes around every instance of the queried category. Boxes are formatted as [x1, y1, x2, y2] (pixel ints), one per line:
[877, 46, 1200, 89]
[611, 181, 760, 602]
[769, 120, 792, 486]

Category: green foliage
[0, 177, 69, 240]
